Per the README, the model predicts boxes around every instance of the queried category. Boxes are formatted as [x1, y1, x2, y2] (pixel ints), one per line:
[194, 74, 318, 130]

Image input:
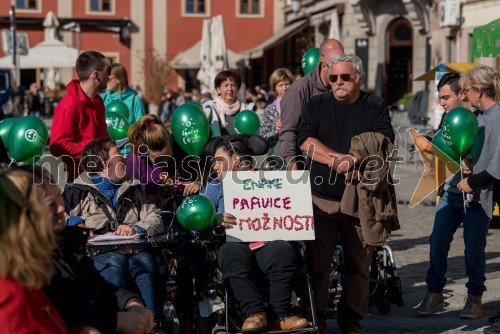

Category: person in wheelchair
[126, 114, 202, 209]
[201, 136, 309, 332]
[63, 137, 164, 324]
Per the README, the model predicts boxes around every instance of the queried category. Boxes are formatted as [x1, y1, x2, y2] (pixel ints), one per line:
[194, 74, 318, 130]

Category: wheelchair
[85, 192, 195, 334]
[327, 244, 404, 318]
[192, 227, 320, 334]
[149, 193, 201, 334]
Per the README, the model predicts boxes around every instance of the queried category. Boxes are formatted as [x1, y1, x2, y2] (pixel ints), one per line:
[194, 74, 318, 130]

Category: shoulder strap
[65, 184, 119, 232]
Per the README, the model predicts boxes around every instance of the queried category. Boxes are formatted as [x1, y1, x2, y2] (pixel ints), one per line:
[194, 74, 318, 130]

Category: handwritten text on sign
[222, 170, 314, 242]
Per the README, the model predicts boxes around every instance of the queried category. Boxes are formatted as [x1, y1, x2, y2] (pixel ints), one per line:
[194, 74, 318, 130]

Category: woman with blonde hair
[101, 63, 145, 125]
[259, 68, 294, 149]
[126, 115, 201, 208]
[456, 66, 500, 326]
[0, 169, 66, 333]
[457, 65, 500, 210]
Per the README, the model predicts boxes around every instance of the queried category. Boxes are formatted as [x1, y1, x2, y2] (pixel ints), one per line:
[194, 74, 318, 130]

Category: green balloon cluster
[5, 116, 48, 163]
[301, 47, 320, 74]
[105, 111, 130, 140]
[442, 107, 478, 156]
[176, 195, 216, 231]
[171, 103, 210, 156]
[432, 130, 460, 174]
[105, 101, 130, 120]
[235, 110, 260, 135]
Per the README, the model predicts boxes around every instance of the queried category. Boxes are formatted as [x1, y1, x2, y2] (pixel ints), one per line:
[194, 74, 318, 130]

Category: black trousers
[217, 240, 298, 319]
[308, 204, 373, 333]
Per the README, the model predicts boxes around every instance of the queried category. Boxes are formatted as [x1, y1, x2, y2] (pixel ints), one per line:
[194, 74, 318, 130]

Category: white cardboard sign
[222, 170, 315, 242]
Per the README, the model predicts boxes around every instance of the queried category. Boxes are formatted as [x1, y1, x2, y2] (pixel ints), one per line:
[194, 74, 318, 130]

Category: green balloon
[442, 107, 478, 156]
[171, 103, 209, 156]
[186, 101, 203, 110]
[105, 111, 130, 140]
[301, 47, 320, 74]
[0, 118, 17, 149]
[176, 195, 216, 231]
[432, 130, 460, 174]
[20, 147, 45, 164]
[8, 116, 48, 162]
[105, 101, 130, 120]
[235, 110, 260, 135]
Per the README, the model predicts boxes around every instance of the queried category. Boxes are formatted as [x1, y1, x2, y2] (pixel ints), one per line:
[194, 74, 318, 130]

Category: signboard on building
[1, 29, 29, 56]
[439, 0, 461, 27]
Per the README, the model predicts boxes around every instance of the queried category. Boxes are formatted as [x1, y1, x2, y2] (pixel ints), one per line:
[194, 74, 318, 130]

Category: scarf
[274, 96, 282, 116]
[214, 96, 241, 127]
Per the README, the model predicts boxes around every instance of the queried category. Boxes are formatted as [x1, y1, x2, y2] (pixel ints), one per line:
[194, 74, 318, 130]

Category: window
[90, 0, 111, 12]
[16, 0, 38, 10]
[186, 0, 206, 14]
[239, 0, 260, 14]
[182, 0, 210, 16]
[86, 0, 114, 15]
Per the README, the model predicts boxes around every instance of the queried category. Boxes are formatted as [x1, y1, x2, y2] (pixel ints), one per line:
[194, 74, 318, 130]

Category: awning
[0, 39, 78, 69]
[241, 19, 309, 59]
[170, 41, 246, 69]
[413, 63, 480, 81]
[471, 18, 500, 58]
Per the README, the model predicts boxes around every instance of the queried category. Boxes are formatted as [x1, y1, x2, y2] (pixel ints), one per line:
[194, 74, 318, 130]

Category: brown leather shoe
[242, 312, 267, 332]
[270, 315, 309, 331]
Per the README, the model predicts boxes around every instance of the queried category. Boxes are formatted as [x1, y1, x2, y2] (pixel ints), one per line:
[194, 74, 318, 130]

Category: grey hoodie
[276, 64, 330, 164]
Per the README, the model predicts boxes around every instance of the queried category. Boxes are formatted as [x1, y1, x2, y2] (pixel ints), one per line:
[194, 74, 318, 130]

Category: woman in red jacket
[0, 169, 66, 334]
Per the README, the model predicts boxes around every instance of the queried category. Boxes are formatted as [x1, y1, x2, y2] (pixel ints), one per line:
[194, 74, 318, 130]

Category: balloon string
[460, 157, 467, 214]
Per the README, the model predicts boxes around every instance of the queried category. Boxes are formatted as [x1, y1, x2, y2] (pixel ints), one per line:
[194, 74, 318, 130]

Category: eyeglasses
[96, 67, 111, 75]
[329, 73, 353, 83]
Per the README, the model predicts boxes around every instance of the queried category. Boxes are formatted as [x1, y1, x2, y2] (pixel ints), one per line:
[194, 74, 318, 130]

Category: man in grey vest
[276, 39, 344, 170]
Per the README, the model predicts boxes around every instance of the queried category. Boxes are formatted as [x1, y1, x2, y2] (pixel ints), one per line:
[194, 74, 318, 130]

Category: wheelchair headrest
[204, 134, 269, 157]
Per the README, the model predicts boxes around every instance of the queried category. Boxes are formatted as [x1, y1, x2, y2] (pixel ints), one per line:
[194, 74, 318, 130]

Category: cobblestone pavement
[326, 161, 500, 333]
[42, 115, 500, 332]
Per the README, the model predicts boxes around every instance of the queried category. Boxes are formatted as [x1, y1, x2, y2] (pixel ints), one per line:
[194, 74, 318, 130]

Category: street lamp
[62, 22, 81, 54]
[9, 5, 20, 84]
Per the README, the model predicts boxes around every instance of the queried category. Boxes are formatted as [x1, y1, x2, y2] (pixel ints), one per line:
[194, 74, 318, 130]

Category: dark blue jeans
[93, 250, 157, 317]
[426, 191, 490, 296]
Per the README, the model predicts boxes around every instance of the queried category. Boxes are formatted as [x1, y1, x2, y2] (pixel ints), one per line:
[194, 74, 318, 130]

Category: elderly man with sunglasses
[297, 54, 395, 334]
[50, 51, 111, 182]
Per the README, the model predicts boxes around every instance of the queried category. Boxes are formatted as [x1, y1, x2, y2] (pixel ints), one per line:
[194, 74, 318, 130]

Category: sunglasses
[329, 73, 353, 83]
[96, 67, 111, 75]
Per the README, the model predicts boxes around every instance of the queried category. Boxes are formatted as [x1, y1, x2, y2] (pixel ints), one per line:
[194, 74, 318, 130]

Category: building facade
[0, 0, 283, 94]
[0, 0, 498, 110]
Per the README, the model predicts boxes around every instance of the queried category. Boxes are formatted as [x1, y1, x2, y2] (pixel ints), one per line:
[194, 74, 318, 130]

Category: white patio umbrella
[196, 19, 212, 94]
[208, 15, 229, 95]
[328, 9, 341, 41]
[0, 11, 78, 70]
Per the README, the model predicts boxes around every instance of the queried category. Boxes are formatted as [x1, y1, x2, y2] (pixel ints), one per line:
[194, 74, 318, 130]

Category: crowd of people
[0, 40, 499, 334]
